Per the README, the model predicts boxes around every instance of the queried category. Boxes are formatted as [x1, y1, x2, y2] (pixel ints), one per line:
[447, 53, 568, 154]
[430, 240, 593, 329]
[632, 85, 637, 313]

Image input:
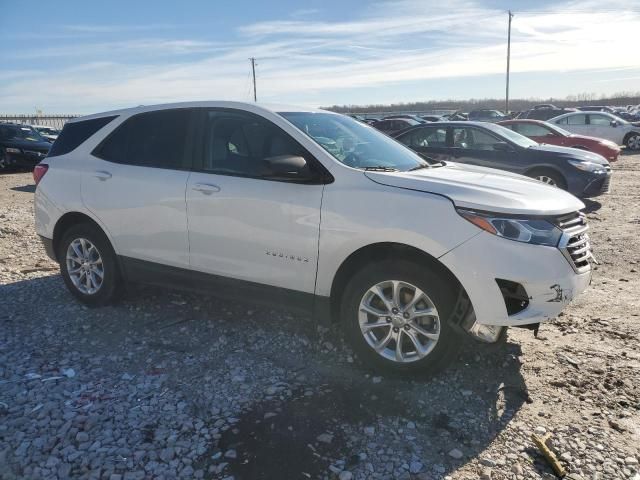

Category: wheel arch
[523, 165, 567, 188]
[52, 212, 112, 262]
[328, 242, 469, 324]
[623, 131, 639, 145]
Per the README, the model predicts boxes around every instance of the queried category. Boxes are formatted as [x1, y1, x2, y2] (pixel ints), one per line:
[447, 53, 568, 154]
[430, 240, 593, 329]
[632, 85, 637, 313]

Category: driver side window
[201, 110, 307, 179]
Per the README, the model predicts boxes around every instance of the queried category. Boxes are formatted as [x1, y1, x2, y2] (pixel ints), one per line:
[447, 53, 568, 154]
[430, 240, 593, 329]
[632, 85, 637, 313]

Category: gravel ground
[1, 153, 639, 480]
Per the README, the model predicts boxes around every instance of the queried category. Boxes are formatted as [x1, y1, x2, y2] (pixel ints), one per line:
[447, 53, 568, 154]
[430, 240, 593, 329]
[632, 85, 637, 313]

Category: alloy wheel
[358, 280, 440, 363]
[66, 238, 104, 295]
[628, 134, 640, 150]
[536, 175, 557, 186]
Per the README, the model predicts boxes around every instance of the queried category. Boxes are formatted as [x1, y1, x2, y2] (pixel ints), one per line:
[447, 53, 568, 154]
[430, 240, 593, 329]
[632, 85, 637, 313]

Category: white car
[29, 125, 60, 142]
[34, 102, 594, 373]
[549, 111, 640, 150]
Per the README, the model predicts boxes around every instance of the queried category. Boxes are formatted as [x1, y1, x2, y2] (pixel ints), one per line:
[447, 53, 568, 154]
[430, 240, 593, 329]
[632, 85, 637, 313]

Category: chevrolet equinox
[34, 102, 594, 373]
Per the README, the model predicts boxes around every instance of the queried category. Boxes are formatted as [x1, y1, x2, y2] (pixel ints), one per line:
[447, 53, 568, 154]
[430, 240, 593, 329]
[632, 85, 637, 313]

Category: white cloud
[1, 0, 639, 112]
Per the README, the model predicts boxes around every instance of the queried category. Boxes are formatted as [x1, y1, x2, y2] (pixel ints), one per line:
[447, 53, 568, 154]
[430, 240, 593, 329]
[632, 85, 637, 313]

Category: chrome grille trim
[555, 212, 593, 273]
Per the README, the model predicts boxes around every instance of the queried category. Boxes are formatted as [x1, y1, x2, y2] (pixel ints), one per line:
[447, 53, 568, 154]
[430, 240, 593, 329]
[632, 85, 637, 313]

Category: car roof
[69, 101, 331, 123]
[498, 119, 547, 125]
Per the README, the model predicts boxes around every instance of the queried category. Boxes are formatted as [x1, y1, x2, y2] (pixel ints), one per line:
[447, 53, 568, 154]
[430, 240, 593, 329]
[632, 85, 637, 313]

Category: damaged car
[34, 102, 594, 373]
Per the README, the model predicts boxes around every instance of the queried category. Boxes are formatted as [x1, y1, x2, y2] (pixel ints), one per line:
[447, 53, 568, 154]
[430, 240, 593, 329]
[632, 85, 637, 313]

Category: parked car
[549, 111, 640, 150]
[443, 111, 468, 121]
[498, 119, 621, 162]
[30, 125, 61, 142]
[518, 105, 577, 121]
[34, 102, 594, 373]
[576, 106, 616, 113]
[393, 121, 612, 197]
[419, 115, 444, 122]
[373, 118, 421, 135]
[383, 114, 426, 123]
[467, 110, 505, 122]
[0, 123, 51, 171]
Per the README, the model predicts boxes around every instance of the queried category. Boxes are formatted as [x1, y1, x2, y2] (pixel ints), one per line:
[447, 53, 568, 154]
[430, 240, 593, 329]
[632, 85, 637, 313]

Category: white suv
[34, 102, 594, 373]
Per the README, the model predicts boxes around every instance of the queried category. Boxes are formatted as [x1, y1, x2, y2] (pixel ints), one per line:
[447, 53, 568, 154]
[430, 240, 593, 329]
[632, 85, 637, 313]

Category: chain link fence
[0, 115, 78, 129]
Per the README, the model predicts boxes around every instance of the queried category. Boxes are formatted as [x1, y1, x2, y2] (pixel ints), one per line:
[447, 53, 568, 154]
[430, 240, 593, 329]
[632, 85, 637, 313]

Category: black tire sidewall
[341, 260, 459, 374]
[58, 224, 120, 306]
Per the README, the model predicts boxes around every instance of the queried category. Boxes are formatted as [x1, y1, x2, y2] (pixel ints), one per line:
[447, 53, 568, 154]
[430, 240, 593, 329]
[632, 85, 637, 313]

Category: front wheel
[626, 133, 640, 151]
[527, 169, 567, 190]
[341, 260, 460, 374]
[58, 223, 121, 306]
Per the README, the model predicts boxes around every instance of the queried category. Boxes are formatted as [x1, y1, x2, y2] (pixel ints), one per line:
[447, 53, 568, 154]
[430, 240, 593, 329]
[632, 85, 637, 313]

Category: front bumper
[439, 231, 591, 327]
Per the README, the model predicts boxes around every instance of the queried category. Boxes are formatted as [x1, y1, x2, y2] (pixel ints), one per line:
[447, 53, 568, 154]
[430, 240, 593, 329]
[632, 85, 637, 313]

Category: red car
[498, 119, 620, 162]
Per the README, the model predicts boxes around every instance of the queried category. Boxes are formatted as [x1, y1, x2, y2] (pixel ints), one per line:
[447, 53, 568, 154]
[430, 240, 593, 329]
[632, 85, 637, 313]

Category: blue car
[393, 121, 612, 198]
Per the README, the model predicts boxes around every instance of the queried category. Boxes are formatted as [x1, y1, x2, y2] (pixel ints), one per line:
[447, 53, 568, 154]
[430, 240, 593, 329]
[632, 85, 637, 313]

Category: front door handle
[93, 170, 112, 181]
[192, 183, 221, 194]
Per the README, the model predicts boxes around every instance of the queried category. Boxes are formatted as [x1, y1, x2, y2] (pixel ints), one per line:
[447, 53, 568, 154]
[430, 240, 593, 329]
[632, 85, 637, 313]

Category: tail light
[33, 164, 49, 185]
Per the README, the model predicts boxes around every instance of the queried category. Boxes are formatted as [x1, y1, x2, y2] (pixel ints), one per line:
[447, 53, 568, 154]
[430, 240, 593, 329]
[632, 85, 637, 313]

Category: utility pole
[505, 10, 514, 114]
[249, 57, 257, 102]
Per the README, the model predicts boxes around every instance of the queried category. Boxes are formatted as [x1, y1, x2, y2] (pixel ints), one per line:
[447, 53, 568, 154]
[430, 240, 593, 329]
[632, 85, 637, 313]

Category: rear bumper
[439, 231, 591, 327]
[39, 235, 57, 262]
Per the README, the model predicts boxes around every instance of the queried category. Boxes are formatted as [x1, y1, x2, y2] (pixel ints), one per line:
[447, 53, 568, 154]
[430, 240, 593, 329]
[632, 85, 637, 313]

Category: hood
[364, 162, 585, 216]
[527, 143, 609, 165]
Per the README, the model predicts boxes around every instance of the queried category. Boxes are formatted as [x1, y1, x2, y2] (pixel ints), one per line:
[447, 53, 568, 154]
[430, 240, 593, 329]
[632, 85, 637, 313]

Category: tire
[0, 148, 10, 172]
[340, 260, 460, 374]
[527, 169, 567, 190]
[58, 223, 121, 306]
[626, 133, 640, 151]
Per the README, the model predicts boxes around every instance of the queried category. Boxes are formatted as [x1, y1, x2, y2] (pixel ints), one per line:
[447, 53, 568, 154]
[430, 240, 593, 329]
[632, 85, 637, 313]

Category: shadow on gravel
[582, 198, 602, 213]
[2, 276, 528, 479]
[10, 184, 35, 193]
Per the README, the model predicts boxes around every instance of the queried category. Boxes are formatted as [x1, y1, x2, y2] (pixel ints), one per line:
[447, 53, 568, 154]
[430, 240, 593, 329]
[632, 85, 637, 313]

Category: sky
[1, 0, 639, 113]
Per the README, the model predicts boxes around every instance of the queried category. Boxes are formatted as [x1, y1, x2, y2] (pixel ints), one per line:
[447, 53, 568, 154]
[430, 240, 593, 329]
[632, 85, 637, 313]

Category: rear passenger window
[93, 109, 191, 169]
[200, 110, 306, 179]
[48, 116, 117, 158]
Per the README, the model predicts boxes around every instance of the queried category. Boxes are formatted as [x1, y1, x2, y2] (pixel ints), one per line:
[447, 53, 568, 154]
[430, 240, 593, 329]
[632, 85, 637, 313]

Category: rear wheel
[626, 133, 640, 150]
[341, 260, 460, 374]
[0, 148, 9, 171]
[527, 169, 567, 190]
[58, 223, 120, 306]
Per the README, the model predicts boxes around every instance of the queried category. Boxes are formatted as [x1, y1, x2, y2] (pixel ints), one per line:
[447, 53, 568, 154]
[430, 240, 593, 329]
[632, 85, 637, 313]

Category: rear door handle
[93, 170, 112, 181]
[192, 183, 221, 194]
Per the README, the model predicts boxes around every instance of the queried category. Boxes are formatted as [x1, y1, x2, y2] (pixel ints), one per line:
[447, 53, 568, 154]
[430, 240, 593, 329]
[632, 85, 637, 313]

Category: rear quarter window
[47, 116, 118, 157]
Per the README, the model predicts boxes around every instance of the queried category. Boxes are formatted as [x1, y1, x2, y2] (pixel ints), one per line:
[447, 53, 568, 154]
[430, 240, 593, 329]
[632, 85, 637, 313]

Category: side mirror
[265, 155, 310, 179]
[493, 141, 512, 152]
[610, 120, 618, 127]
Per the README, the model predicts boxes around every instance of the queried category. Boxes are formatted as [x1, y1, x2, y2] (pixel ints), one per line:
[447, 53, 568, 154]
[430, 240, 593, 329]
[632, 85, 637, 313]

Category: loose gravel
[1, 153, 639, 479]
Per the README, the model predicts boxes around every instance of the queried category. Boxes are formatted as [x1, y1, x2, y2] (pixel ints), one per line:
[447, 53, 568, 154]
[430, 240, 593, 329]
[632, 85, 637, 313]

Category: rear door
[83, 109, 194, 268]
[555, 114, 589, 136]
[185, 108, 324, 295]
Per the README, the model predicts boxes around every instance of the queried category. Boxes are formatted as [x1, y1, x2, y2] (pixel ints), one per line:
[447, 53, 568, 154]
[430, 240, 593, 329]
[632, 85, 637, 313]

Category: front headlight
[457, 209, 562, 247]
[5, 147, 21, 154]
[568, 160, 606, 173]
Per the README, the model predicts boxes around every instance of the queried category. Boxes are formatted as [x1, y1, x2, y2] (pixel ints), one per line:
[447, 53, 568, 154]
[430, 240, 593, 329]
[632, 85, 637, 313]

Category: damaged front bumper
[439, 230, 592, 334]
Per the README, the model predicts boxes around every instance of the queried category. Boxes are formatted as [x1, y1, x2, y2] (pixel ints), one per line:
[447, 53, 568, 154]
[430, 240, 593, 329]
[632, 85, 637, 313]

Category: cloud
[1, 0, 639, 112]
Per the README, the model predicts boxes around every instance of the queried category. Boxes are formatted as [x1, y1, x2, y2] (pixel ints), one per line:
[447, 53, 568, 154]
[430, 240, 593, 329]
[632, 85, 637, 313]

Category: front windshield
[545, 123, 572, 137]
[483, 122, 538, 148]
[279, 112, 426, 171]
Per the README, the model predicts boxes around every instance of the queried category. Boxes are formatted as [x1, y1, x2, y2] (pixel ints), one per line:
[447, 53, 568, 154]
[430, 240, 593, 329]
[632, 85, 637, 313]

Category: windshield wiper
[363, 166, 398, 172]
[409, 163, 430, 171]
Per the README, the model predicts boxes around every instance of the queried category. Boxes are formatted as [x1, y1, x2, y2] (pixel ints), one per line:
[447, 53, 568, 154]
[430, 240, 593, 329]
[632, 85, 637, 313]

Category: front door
[185, 109, 324, 295]
[395, 126, 450, 162]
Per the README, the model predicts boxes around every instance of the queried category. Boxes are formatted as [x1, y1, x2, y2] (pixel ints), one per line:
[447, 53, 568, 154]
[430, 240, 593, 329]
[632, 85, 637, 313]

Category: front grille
[554, 212, 592, 273]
